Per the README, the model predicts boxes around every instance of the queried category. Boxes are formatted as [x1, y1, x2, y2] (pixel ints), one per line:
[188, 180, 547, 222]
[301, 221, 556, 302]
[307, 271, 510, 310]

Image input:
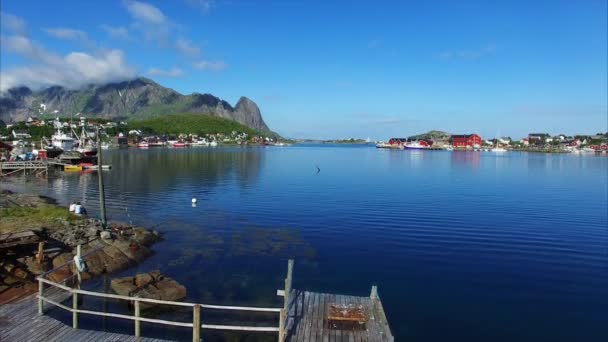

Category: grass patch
[0, 205, 83, 234]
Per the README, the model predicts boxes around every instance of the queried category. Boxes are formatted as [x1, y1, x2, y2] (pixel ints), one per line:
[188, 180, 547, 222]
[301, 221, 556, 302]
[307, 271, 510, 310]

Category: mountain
[0, 77, 270, 131]
[408, 130, 452, 141]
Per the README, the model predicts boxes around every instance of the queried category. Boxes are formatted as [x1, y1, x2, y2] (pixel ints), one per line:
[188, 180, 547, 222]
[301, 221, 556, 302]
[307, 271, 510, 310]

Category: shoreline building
[451, 134, 482, 148]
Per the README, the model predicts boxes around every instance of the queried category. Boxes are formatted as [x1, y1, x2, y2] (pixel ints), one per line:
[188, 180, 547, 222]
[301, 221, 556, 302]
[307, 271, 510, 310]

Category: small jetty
[0, 159, 111, 177]
[0, 249, 394, 341]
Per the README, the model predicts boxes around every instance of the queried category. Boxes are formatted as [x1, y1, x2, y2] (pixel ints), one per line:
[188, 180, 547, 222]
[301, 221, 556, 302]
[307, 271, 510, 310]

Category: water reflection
[450, 151, 480, 170]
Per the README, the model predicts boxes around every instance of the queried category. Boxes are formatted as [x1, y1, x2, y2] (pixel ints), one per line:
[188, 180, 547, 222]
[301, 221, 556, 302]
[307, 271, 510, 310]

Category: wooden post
[72, 292, 78, 329]
[278, 308, 286, 341]
[134, 299, 141, 337]
[370, 285, 378, 300]
[36, 242, 44, 264]
[76, 245, 82, 288]
[192, 304, 201, 342]
[280, 259, 293, 342]
[38, 279, 44, 315]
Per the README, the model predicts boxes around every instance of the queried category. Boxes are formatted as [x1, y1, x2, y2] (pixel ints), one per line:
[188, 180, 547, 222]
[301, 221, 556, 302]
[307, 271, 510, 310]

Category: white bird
[191, 198, 197, 204]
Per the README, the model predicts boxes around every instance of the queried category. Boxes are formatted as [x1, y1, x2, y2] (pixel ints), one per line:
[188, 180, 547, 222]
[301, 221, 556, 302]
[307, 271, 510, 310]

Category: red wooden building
[451, 134, 482, 148]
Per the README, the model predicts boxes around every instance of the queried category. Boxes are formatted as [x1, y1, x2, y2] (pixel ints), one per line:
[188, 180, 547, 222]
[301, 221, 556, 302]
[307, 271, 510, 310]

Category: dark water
[3, 145, 608, 341]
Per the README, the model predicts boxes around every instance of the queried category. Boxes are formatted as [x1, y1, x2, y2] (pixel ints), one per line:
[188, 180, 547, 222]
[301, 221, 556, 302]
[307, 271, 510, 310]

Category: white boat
[491, 138, 507, 152]
[404, 141, 430, 150]
[137, 142, 149, 148]
[101, 144, 110, 150]
[50, 118, 76, 151]
[209, 141, 218, 147]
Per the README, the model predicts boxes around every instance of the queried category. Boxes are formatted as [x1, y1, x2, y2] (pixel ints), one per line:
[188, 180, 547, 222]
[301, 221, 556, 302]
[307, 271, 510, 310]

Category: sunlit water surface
[3, 145, 607, 341]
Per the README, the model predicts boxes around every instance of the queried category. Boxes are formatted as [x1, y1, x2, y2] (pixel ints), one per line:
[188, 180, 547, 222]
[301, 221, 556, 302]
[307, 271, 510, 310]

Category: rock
[110, 239, 151, 264]
[24, 257, 46, 275]
[3, 262, 15, 273]
[13, 268, 29, 279]
[131, 228, 158, 246]
[100, 245, 133, 273]
[49, 253, 73, 283]
[100, 230, 112, 240]
[111, 271, 186, 309]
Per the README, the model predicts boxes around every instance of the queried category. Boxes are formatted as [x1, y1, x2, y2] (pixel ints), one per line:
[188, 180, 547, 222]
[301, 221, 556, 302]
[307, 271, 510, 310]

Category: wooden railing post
[278, 308, 286, 341]
[38, 279, 44, 315]
[192, 304, 201, 342]
[72, 292, 78, 329]
[370, 285, 378, 300]
[134, 299, 141, 337]
[280, 259, 293, 342]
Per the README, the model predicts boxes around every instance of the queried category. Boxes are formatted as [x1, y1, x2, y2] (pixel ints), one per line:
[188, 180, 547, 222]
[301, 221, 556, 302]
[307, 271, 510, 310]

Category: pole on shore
[96, 128, 107, 228]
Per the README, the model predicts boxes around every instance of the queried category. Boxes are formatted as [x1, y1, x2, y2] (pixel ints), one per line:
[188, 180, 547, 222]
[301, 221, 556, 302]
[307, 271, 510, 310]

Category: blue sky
[1, 0, 606, 139]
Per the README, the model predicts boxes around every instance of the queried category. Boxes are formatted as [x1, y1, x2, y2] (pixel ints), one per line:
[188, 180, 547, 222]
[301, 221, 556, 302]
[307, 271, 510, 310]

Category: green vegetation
[128, 113, 267, 136]
[408, 130, 451, 141]
[328, 138, 367, 144]
[0, 204, 83, 234]
[0, 122, 54, 140]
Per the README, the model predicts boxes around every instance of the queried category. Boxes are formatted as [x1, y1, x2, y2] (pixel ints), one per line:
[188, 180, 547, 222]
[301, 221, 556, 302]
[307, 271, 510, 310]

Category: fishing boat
[73, 117, 97, 156]
[45, 118, 75, 156]
[404, 140, 431, 150]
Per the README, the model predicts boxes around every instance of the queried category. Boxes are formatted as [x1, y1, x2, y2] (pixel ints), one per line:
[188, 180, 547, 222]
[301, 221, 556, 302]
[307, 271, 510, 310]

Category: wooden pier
[284, 289, 394, 341]
[0, 160, 49, 177]
[0, 252, 393, 341]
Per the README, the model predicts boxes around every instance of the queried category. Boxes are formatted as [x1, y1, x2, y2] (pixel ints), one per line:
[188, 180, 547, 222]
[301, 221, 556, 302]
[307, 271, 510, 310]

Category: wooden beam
[72, 292, 78, 329]
[192, 304, 200, 342]
[38, 280, 44, 315]
[134, 299, 141, 337]
[370, 285, 378, 300]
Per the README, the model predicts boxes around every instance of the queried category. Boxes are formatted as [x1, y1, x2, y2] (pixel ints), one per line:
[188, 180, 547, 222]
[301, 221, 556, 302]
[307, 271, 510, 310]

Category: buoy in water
[191, 198, 197, 204]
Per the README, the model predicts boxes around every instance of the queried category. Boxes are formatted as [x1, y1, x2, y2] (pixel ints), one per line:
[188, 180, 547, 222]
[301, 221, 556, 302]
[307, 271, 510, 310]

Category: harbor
[1, 252, 393, 341]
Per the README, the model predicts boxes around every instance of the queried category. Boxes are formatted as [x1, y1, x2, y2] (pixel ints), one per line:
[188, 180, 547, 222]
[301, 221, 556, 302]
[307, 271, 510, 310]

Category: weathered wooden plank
[321, 293, 330, 342]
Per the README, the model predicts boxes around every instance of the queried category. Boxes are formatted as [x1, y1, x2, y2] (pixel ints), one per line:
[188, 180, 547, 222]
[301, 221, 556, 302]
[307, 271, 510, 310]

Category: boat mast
[96, 127, 107, 228]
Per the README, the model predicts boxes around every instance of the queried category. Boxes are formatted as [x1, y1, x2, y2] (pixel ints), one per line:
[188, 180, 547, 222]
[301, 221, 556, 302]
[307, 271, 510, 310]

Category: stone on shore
[111, 270, 186, 309]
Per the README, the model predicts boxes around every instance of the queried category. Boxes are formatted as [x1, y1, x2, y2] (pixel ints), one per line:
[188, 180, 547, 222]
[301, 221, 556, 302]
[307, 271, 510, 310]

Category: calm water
[3, 145, 608, 341]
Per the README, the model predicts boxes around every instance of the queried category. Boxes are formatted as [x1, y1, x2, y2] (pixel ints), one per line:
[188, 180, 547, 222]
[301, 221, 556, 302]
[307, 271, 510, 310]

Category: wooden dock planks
[286, 289, 394, 342]
[0, 293, 173, 342]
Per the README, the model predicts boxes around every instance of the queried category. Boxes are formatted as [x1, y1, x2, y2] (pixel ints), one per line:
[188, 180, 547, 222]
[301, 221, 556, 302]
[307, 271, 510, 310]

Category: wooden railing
[37, 245, 293, 341]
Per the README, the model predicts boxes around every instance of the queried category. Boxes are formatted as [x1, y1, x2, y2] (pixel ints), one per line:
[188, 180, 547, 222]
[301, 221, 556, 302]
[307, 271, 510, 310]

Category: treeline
[127, 113, 270, 137]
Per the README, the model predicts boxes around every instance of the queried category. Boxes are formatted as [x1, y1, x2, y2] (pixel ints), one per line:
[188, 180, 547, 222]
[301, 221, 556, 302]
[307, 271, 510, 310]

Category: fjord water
[5, 145, 608, 341]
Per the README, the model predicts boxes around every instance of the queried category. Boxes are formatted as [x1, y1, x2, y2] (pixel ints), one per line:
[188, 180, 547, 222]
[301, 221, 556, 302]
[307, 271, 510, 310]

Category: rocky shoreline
[0, 190, 162, 304]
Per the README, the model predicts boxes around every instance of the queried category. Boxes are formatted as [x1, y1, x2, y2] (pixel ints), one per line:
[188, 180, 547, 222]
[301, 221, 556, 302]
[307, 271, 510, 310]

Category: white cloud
[146, 67, 184, 77]
[175, 37, 200, 57]
[0, 34, 135, 92]
[192, 60, 227, 71]
[100, 25, 129, 39]
[43, 28, 89, 42]
[124, 0, 166, 24]
[0, 12, 27, 35]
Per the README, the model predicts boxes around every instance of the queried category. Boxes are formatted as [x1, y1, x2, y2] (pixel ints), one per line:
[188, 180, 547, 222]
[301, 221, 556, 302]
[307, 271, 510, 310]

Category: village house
[451, 134, 482, 148]
[528, 133, 550, 146]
